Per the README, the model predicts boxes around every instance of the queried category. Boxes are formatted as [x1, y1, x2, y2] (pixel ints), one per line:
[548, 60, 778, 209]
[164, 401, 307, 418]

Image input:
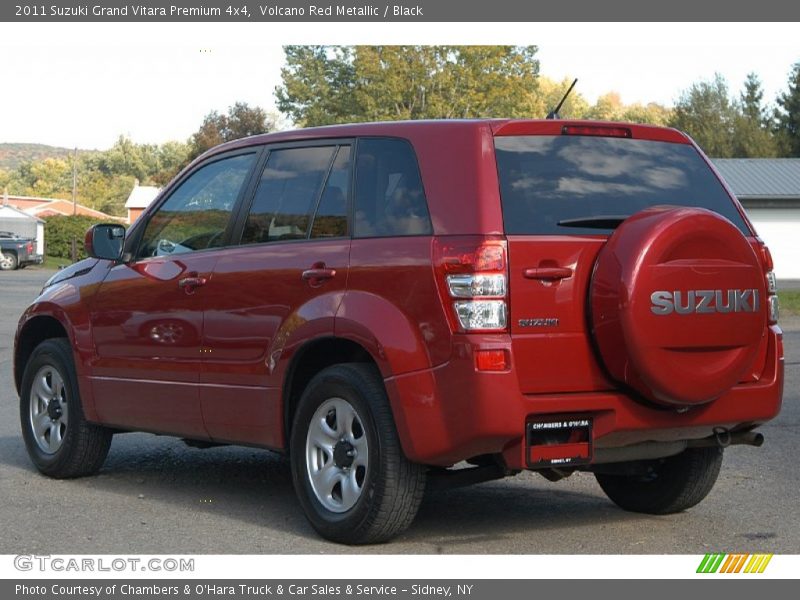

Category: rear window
[494, 136, 750, 235]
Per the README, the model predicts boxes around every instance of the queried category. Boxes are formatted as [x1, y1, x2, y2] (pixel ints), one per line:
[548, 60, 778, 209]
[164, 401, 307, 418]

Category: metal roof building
[713, 159, 800, 280]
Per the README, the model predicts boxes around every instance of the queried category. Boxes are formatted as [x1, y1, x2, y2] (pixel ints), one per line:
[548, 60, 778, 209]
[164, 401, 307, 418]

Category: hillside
[0, 143, 80, 170]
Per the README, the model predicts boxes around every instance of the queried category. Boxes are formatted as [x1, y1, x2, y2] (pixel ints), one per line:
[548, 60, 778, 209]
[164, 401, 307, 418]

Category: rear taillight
[26, 242, 33, 253]
[433, 236, 508, 332]
[767, 271, 779, 324]
[762, 245, 778, 324]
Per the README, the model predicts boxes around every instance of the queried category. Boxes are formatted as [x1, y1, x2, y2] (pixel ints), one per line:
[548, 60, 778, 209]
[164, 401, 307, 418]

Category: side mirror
[85, 224, 126, 261]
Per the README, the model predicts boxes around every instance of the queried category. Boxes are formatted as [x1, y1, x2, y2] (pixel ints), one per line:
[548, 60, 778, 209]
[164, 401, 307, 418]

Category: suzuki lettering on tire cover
[590, 206, 766, 407]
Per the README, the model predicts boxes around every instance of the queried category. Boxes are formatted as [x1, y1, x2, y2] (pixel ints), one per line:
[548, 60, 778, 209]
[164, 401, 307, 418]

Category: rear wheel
[290, 363, 426, 544]
[20, 338, 113, 478]
[0, 251, 18, 270]
[595, 447, 723, 514]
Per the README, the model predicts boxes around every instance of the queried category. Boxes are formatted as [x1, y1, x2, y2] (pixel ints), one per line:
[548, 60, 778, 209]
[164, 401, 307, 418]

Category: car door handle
[523, 267, 573, 280]
[178, 275, 208, 292]
[301, 267, 336, 282]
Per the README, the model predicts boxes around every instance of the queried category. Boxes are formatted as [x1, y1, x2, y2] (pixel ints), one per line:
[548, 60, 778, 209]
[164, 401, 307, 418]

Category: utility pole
[71, 147, 77, 262]
[72, 147, 77, 215]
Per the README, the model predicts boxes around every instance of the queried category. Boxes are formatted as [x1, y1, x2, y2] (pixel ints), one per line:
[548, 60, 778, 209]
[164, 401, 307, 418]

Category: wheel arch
[282, 336, 377, 446]
[15, 314, 70, 394]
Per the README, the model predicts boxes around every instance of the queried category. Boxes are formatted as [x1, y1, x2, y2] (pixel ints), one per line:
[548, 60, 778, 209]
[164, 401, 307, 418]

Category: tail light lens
[562, 125, 632, 138]
[767, 271, 779, 324]
[447, 274, 506, 297]
[433, 236, 508, 332]
[475, 349, 510, 371]
[26, 242, 33, 253]
[454, 300, 507, 330]
[762, 245, 778, 325]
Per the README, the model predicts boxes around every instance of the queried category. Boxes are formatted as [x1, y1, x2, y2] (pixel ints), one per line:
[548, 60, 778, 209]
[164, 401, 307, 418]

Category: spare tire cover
[590, 206, 766, 407]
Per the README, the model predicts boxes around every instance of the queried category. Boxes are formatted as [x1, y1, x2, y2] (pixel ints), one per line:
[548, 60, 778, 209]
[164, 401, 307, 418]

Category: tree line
[1, 45, 798, 217]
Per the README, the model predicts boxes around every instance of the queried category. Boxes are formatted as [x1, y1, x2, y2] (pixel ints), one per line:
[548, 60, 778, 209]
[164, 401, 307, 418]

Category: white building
[124, 180, 161, 224]
[713, 159, 800, 281]
[0, 204, 45, 256]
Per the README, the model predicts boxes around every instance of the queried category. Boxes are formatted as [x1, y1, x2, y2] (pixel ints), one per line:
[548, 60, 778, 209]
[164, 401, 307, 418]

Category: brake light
[433, 236, 508, 332]
[760, 244, 774, 272]
[562, 125, 632, 138]
[26, 242, 33, 253]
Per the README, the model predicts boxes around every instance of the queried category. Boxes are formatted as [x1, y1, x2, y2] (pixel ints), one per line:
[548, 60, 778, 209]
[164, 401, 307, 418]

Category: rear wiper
[557, 215, 629, 229]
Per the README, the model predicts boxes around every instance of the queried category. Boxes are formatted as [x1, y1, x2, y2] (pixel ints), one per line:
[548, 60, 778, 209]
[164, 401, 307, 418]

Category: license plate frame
[526, 415, 593, 469]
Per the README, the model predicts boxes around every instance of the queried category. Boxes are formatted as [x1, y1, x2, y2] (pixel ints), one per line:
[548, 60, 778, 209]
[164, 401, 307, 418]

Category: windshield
[494, 135, 750, 236]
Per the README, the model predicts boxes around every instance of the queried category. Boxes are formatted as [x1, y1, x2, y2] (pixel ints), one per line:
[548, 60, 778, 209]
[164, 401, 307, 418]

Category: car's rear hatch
[491, 121, 767, 396]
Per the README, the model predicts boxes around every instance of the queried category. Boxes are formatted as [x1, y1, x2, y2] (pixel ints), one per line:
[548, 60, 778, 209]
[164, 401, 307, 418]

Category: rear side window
[354, 138, 432, 238]
[242, 146, 336, 244]
[494, 136, 750, 235]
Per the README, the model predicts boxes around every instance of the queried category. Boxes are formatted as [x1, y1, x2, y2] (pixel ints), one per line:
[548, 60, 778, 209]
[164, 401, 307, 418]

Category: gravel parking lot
[1, 268, 798, 554]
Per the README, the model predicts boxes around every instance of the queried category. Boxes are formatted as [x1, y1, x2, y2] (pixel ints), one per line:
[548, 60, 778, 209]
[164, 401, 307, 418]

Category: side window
[138, 153, 255, 258]
[242, 146, 335, 244]
[354, 138, 432, 238]
[311, 145, 351, 239]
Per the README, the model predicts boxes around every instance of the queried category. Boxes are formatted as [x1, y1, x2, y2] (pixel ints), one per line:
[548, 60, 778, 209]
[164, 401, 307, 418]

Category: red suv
[14, 120, 783, 544]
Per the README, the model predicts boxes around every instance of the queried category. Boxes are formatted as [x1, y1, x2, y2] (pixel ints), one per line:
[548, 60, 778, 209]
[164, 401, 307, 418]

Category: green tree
[535, 77, 589, 118]
[775, 61, 800, 156]
[43, 215, 107, 260]
[0, 137, 191, 218]
[586, 91, 625, 121]
[620, 103, 672, 126]
[153, 140, 192, 185]
[17, 158, 73, 198]
[669, 74, 739, 157]
[190, 102, 275, 158]
[741, 72, 768, 124]
[276, 45, 541, 126]
[733, 73, 780, 157]
[277, 46, 357, 126]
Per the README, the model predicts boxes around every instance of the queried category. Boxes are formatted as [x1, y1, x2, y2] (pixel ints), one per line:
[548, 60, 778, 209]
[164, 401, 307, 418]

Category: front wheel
[595, 447, 723, 514]
[20, 338, 113, 478]
[290, 364, 426, 544]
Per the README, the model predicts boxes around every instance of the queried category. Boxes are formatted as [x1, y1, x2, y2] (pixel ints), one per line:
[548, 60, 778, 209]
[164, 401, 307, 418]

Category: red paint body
[14, 120, 784, 471]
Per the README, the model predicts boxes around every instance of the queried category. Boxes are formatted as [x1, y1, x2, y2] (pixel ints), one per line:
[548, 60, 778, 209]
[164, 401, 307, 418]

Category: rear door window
[494, 136, 750, 235]
[311, 145, 351, 239]
[242, 146, 336, 244]
[354, 138, 432, 237]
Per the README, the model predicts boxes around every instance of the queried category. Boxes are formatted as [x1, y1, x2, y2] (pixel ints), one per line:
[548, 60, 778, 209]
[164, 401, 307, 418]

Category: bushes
[44, 215, 110, 261]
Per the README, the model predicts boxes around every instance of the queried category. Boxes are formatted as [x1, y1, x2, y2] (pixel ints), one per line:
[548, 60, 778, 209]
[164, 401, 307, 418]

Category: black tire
[290, 363, 426, 544]
[20, 338, 112, 478]
[0, 251, 18, 270]
[595, 447, 723, 514]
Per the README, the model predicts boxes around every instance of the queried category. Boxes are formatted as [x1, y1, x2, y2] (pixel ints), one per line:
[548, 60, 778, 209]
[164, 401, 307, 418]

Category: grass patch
[778, 290, 800, 316]
[41, 255, 73, 270]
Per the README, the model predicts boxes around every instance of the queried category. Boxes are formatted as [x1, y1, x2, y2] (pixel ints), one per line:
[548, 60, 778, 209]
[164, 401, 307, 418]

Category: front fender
[14, 264, 109, 420]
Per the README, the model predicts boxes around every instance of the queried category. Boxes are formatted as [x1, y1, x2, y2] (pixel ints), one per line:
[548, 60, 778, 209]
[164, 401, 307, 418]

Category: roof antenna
[546, 78, 578, 120]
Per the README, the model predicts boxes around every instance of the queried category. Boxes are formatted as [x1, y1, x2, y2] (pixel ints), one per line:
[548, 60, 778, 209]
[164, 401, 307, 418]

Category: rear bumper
[21, 254, 44, 266]
[384, 326, 784, 469]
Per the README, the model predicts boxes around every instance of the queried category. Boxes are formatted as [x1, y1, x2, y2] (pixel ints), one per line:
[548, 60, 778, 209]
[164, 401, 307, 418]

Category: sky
[0, 22, 798, 150]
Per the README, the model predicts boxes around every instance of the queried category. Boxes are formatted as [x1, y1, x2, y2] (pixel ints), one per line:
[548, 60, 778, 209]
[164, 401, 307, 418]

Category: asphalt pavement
[1, 268, 798, 554]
